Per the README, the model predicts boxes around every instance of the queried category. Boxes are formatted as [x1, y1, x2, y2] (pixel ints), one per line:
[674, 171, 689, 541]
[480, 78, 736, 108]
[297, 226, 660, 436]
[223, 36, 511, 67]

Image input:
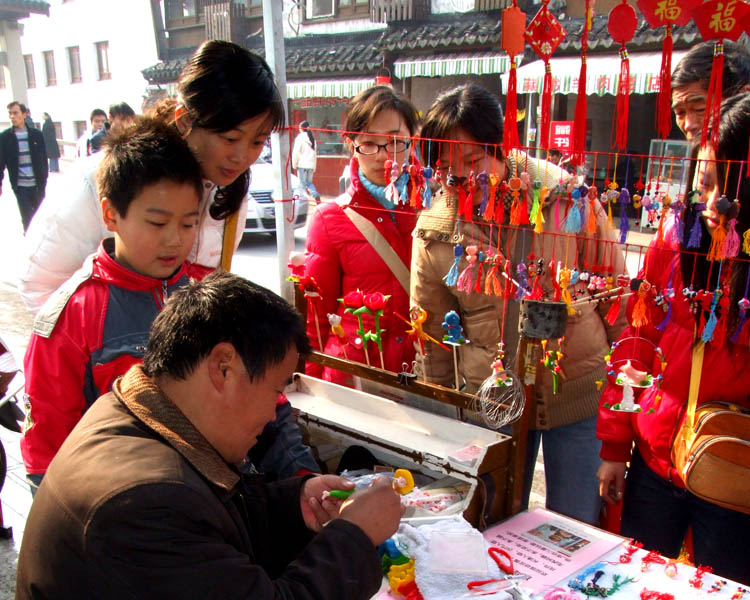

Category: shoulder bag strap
[342, 205, 410, 296]
[220, 210, 240, 272]
[685, 339, 705, 433]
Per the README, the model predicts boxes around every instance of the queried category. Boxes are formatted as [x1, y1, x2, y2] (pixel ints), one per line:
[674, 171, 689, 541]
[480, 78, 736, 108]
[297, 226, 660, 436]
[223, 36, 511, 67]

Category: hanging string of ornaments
[285, 0, 750, 425]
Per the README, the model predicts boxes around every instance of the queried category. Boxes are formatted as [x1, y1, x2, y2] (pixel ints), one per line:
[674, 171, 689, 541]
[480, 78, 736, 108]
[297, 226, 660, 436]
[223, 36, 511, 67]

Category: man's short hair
[96, 116, 202, 218]
[7, 101, 27, 114]
[143, 272, 311, 381]
[90, 108, 107, 123]
[108, 102, 135, 120]
[672, 40, 750, 95]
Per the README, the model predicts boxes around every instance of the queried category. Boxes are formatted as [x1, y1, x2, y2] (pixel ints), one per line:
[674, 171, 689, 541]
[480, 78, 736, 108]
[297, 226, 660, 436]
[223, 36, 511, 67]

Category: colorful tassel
[700, 40, 724, 152]
[722, 217, 740, 257]
[564, 189, 582, 233]
[474, 251, 484, 294]
[422, 166, 434, 209]
[443, 245, 463, 286]
[707, 216, 728, 261]
[655, 25, 674, 139]
[477, 170, 489, 215]
[701, 288, 721, 343]
[605, 290, 623, 326]
[516, 262, 529, 301]
[631, 284, 650, 328]
[457, 245, 478, 293]
[534, 187, 548, 234]
[619, 188, 630, 243]
[484, 253, 504, 297]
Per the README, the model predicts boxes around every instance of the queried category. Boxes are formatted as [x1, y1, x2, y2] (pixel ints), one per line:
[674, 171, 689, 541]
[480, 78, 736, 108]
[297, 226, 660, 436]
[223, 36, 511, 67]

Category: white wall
[0, 0, 159, 151]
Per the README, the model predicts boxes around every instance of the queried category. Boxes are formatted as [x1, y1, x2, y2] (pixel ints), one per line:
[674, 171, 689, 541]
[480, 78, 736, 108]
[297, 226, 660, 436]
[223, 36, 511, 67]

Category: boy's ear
[101, 198, 120, 233]
[174, 105, 192, 137]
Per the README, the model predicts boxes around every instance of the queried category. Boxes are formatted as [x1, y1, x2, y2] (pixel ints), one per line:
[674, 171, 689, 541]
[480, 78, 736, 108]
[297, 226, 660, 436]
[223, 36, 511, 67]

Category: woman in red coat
[596, 93, 750, 584]
[304, 86, 420, 385]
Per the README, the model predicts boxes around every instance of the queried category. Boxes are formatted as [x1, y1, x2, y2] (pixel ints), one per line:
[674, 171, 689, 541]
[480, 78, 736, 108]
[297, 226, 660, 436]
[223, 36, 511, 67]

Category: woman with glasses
[304, 86, 420, 385]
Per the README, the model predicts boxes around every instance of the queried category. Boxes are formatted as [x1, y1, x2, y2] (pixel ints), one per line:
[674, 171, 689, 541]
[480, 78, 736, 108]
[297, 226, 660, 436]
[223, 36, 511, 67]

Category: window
[249, 0, 261, 4]
[96, 41, 111, 80]
[167, 0, 199, 19]
[24, 55, 36, 88]
[68, 46, 81, 83]
[306, 0, 335, 18]
[73, 120, 86, 139]
[43, 50, 56, 86]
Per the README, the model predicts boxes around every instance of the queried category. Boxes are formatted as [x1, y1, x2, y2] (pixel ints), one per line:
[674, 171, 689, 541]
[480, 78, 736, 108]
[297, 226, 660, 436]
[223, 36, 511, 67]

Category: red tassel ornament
[502, 1, 526, 155]
[608, 0, 637, 151]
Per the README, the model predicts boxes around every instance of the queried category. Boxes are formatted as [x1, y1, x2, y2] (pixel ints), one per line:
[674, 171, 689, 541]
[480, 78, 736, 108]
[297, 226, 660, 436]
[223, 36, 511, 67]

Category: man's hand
[338, 478, 403, 546]
[597, 460, 627, 504]
[300, 474, 355, 532]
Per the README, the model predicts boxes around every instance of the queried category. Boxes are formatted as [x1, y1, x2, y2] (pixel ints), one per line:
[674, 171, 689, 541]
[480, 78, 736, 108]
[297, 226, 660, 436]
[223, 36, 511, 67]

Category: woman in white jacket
[20, 40, 285, 313]
[291, 121, 320, 202]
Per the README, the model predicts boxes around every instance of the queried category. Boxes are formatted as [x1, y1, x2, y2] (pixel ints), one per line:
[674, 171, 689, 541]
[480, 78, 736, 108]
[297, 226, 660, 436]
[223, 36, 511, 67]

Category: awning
[395, 52, 514, 79]
[501, 51, 688, 96]
[286, 78, 374, 100]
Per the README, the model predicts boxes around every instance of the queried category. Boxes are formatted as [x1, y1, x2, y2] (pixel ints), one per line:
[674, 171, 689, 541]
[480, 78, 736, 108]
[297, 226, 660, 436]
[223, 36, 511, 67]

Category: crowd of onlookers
[2, 37, 749, 598]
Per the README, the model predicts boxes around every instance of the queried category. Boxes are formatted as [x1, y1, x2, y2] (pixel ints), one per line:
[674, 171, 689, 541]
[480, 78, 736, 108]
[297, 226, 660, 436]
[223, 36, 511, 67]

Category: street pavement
[0, 159, 654, 596]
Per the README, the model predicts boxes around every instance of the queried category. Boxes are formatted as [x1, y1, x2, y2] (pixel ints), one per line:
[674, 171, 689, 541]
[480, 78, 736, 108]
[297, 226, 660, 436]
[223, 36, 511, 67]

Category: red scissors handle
[488, 546, 514, 575]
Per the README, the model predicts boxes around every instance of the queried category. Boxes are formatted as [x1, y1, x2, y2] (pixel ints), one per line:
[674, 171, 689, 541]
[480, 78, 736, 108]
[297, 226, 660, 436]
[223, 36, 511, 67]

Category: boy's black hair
[419, 84, 504, 167]
[90, 108, 107, 123]
[672, 40, 750, 96]
[143, 271, 311, 381]
[96, 116, 203, 218]
[108, 102, 135, 120]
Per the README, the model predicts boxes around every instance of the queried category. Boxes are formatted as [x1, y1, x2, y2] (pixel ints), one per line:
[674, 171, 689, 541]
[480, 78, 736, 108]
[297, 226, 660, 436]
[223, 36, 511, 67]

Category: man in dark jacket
[0, 101, 47, 232]
[41, 112, 60, 172]
[16, 271, 401, 600]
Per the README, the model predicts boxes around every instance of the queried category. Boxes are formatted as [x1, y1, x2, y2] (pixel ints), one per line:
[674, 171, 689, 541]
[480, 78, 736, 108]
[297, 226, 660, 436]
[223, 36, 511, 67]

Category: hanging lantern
[501, 0, 526, 155]
[375, 67, 392, 87]
[692, 0, 750, 151]
[608, 0, 638, 152]
[525, 0, 566, 152]
[637, 0, 700, 139]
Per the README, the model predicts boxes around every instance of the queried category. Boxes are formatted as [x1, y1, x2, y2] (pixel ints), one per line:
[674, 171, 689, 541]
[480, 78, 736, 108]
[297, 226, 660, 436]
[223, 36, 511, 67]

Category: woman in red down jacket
[596, 94, 750, 584]
[304, 86, 420, 385]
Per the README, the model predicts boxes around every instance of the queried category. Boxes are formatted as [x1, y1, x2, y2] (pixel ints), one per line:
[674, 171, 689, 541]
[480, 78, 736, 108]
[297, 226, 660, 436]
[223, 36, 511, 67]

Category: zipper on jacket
[162, 280, 169, 302]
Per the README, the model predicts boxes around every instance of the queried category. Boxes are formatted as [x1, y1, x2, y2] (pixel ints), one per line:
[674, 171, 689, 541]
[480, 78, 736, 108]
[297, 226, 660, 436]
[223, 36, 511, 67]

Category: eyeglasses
[353, 139, 411, 156]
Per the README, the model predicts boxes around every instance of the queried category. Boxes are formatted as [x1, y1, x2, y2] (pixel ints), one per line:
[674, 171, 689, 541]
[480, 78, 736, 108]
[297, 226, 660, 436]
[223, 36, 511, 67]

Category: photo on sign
[523, 520, 593, 556]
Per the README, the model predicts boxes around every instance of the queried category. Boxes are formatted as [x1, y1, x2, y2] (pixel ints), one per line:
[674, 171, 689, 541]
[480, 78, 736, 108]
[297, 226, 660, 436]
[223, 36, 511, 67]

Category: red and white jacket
[304, 157, 417, 385]
[597, 235, 750, 485]
[21, 240, 211, 474]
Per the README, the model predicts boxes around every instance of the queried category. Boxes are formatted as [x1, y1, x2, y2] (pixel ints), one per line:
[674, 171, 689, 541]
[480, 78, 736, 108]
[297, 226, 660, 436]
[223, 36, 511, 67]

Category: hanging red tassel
[525, 0, 566, 151]
[701, 40, 724, 152]
[605, 290, 623, 326]
[655, 25, 673, 139]
[608, 0, 637, 151]
[571, 0, 591, 166]
[501, 1, 525, 155]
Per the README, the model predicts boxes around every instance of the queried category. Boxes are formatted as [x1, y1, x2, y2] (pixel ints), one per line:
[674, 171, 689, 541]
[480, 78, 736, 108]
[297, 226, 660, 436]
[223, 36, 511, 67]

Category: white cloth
[397, 517, 513, 600]
[19, 157, 248, 313]
[292, 132, 317, 171]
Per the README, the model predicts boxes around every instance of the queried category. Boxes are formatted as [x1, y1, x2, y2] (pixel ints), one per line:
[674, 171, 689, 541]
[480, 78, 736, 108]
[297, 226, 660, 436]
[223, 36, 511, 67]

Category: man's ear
[101, 198, 120, 233]
[174, 105, 193, 137]
[206, 342, 239, 393]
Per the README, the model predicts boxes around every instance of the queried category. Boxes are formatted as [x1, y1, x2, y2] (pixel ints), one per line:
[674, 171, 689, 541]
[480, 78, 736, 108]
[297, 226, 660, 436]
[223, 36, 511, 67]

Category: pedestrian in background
[41, 112, 60, 173]
[292, 120, 320, 202]
[0, 101, 47, 232]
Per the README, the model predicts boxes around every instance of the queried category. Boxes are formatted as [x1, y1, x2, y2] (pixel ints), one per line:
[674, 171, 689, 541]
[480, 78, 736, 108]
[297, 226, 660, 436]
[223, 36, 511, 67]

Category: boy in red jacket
[21, 118, 211, 491]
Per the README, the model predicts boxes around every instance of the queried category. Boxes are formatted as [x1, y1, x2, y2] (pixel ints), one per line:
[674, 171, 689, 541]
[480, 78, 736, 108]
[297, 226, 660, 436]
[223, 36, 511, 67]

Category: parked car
[244, 153, 308, 237]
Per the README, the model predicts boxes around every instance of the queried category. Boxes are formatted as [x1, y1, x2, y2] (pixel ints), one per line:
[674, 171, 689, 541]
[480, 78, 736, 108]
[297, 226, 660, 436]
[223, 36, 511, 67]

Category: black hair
[345, 85, 420, 140]
[176, 40, 285, 220]
[681, 93, 750, 337]
[672, 40, 750, 96]
[300, 120, 315, 150]
[419, 84, 504, 167]
[143, 271, 311, 380]
[96, 116, 202, 218]
[109, 102, 135, 120]
[7, 101, 27, 114]
[90, 108, 107, 123]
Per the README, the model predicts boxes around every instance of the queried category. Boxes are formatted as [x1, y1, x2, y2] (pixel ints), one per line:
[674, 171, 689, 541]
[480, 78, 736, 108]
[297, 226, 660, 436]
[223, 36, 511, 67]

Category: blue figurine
[442, 310, 466, 344]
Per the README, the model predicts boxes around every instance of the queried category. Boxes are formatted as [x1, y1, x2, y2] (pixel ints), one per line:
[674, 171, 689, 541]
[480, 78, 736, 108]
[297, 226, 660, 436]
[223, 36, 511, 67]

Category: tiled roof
[555, 14, 701, 56]
[284, 30, 384, 75]
[141, 48, 194, 85]
[377, 11, 502, 52]
[0, 0, 49, 16]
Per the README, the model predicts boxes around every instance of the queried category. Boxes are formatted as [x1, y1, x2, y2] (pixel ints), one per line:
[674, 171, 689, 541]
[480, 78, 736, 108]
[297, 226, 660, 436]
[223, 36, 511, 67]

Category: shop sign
[550, 121, 574, 151]
[291, 97, 351, 109]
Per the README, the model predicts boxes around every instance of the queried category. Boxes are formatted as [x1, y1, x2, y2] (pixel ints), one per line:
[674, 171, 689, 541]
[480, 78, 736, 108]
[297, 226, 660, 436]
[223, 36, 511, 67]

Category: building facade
[0, 0, 159, 155]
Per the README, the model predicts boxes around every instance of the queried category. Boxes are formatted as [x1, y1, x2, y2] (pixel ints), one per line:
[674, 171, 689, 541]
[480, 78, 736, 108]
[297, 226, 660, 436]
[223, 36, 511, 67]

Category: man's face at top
[672, 81, 707, 141]
[91, 114, 107, 131]
[8, 105, 25, 129]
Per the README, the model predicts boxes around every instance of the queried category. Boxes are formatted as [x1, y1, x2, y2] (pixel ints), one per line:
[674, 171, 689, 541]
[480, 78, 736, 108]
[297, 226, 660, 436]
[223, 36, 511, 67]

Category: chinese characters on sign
[550, 121, 574, 151]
